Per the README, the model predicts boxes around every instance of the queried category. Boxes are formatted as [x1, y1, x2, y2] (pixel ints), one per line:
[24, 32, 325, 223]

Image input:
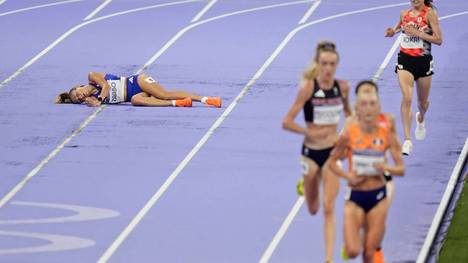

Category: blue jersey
[91, 74, 143, 103]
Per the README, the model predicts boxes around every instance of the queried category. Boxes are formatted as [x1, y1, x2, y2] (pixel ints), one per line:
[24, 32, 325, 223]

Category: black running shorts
[395, 52, 434, 80]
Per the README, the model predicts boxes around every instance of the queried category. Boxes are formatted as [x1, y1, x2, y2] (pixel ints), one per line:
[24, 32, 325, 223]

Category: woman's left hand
[403, 24, 420, 37]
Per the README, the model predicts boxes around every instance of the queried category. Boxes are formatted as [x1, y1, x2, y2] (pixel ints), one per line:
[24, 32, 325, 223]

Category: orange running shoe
[206, 97, 222, 108]
[175, 97, 192, 107]
[374, 248, 385, 263]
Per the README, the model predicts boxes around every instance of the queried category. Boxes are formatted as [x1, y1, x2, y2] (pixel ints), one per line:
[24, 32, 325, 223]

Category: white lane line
[138, 0, 314, 73]
[0, 0, 201, 91]
[0, 0, 6, 6]
[415, 12, 468, 263]
[298, 0, 320, 24]
[191, 0, 217, 22]
[0, 0, 81, 18]
[259, 198, 304, 263]
[373, 34, 401, 82]
[417, 138, 468, 263]
[261, 9, 468, 263]
[83, 0, 112, 21]
[103, 2, 408, 262]
[0, 106, 105, 209]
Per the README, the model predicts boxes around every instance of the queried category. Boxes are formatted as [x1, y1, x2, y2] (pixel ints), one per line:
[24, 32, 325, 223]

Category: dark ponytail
[56, 87, 78, 104]
[424, 0, 434, 8]
[56, 92, 72, 103]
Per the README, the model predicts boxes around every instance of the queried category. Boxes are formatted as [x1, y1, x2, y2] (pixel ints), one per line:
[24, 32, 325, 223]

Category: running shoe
[175, 97, 192, 107]
[297, 177, 304, 196]
[206, 97, 222, 108]
[415, 112, 426, 140]
[374, 248, 386, 263]
[341, 247, 349, 261]
[402, 140, 412, 156]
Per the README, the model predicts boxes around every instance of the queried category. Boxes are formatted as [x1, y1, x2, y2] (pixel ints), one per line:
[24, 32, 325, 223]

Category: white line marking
[0, 0, 81, 18]
[298, 0, 320, 24]
[0, 0, 201, 91]
[191, 0, 217, 23]
[138, 0, 314, 73]
[415, 12, 468, 262]
[417, 138, 468, 263]
[0, 0, 6, 6]
[259, 198, 304, 263]
[0, 230, 95, 254]
[373, 34, 401, 82]
[83, 0, 112, 21]
[0, 201, 119, 224]
[0, 106, 105, 209]
[103, 2, 409, 262]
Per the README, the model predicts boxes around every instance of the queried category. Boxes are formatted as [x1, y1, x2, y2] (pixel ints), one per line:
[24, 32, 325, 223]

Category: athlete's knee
[131, 95, 143, 106]
[323, 199, 335, 216]
[402, 94, 412, 106]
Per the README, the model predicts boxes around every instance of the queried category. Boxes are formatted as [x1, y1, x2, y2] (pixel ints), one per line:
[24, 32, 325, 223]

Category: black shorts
[346, 186, 387, 213]
[395, 52, 434, 80]
[301, 145, 334, 168]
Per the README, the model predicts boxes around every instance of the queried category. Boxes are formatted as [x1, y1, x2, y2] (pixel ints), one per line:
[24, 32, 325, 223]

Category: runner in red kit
[384, 0, 442, 155]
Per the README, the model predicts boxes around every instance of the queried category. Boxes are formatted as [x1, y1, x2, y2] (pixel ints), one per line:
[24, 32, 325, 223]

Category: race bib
[400, 33, 423, 49]
[106, 77, 126, 103]
[352, 154, 385, 176]
[313, 104, 343, 125]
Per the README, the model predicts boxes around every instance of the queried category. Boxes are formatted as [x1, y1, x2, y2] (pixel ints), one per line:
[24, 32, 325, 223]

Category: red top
[400, 6, 433, 57]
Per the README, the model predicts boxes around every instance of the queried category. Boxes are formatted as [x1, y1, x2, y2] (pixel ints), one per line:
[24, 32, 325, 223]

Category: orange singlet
[347, 116, 391, 176]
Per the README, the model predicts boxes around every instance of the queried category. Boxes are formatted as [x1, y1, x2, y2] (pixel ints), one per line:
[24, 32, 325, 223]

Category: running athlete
[328, 84, 404, 263]
[352, 81, 398, 263]
[384, 0, 442, 155]
[282, 41, 351, 262]
[56, 72, 222, 108]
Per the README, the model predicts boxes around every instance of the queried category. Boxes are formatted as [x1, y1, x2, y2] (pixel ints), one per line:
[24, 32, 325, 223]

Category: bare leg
[130, 93, 173, 106]
[322, 161, 340, 261]
[415, 75, 432, 122]
[343, 201, 365, 259]
[397, 70, 415, 141]
[137, 74, 203, 101]
[363, 199, 389, 263]
[302, 157, 321, 215]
